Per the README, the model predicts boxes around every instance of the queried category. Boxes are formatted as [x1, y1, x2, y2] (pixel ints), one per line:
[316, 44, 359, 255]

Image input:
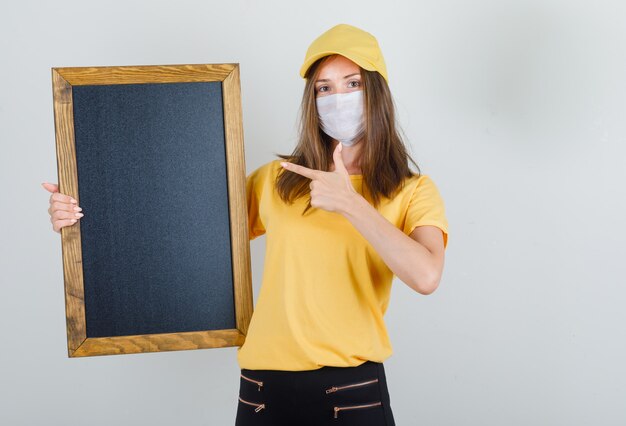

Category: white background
[1, 0, 625, 424]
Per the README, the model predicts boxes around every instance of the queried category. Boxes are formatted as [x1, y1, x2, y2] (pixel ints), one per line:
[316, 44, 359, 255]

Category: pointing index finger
[280, 161, 321, 180]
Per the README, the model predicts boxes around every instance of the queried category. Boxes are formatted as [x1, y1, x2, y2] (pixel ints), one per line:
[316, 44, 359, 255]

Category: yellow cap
[299, 24, 388, 83]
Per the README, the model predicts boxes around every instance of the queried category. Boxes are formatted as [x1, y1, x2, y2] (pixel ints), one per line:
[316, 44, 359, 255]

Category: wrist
[340, 190, 368, 218]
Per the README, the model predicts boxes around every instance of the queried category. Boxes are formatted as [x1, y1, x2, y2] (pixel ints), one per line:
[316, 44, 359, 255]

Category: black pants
[235, 360, 396, 425]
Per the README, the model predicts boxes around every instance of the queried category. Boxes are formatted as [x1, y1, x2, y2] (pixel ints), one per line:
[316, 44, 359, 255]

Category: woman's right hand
[41, 182, 84, 234]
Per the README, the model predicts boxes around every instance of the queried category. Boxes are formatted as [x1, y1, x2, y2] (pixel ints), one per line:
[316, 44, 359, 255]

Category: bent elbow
[412, 273, 441, 295]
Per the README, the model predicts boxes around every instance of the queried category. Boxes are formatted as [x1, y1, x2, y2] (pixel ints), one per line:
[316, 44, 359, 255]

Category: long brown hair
[274, 54, 421, 214]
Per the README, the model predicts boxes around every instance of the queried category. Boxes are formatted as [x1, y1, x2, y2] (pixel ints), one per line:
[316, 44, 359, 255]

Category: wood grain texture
[51, 63, 253, 357]
[72, 329, 245, 357]
[53, 63, 236, 85]
[223, 65, 254, 337]
[52, 69, 87, 356]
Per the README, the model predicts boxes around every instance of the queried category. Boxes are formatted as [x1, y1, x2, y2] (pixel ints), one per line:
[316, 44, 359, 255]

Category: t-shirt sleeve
[246, 163, 268, 240]
[403, 175, 449, 249]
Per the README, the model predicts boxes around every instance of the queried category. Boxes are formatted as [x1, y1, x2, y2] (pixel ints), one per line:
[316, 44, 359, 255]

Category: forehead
[316, 55, 361, 79]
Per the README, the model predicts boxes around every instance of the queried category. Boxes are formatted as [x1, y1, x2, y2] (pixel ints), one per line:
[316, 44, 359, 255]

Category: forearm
[340, 193, 438, 294]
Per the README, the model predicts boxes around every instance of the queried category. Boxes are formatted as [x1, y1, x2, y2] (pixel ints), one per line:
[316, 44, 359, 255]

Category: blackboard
[51, 64, 253, 357]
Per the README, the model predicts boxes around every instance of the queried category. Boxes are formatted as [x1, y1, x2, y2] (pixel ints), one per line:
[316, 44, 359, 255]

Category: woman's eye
[318, 86, 329, 93]
[348, 80, 360, 88]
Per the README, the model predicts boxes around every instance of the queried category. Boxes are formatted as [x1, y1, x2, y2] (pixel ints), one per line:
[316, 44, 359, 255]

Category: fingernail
[70, 198, 77, 203]
[70, 219, 77, 223]
[75, 213, 83, 218]
[73, 206, 82, 211]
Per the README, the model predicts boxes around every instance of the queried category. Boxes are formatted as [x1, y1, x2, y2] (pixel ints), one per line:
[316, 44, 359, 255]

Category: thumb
[41, 182, 59, 193]
[332, 143, 349, 176]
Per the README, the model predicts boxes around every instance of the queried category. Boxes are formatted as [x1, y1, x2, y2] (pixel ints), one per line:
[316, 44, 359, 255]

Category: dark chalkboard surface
[52, 64, 252, 357]
[72, 82, 234, 337]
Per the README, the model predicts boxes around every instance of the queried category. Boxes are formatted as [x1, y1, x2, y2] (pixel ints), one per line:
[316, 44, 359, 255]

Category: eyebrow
[315, 73, 361, 83]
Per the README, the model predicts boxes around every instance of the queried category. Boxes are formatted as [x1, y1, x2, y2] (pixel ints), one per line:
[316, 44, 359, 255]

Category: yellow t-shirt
[236, 159, 449, 371]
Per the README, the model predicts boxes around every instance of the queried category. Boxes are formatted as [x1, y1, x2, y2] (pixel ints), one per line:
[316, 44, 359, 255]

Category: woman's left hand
[280, 143, 359, 214]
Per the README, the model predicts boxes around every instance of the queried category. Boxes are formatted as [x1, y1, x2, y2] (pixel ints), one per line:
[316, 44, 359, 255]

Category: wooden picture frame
[51, 63, 253, 357]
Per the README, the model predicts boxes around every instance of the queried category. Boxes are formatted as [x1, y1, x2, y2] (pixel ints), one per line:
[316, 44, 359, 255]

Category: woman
[43, 24, 448, 426]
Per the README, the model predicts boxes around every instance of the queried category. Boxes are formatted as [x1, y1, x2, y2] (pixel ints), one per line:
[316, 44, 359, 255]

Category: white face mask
[315, 90, 364, 146]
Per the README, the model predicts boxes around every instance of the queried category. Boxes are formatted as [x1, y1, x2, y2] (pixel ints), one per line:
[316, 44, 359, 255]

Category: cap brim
[299, 50, 378, 78]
